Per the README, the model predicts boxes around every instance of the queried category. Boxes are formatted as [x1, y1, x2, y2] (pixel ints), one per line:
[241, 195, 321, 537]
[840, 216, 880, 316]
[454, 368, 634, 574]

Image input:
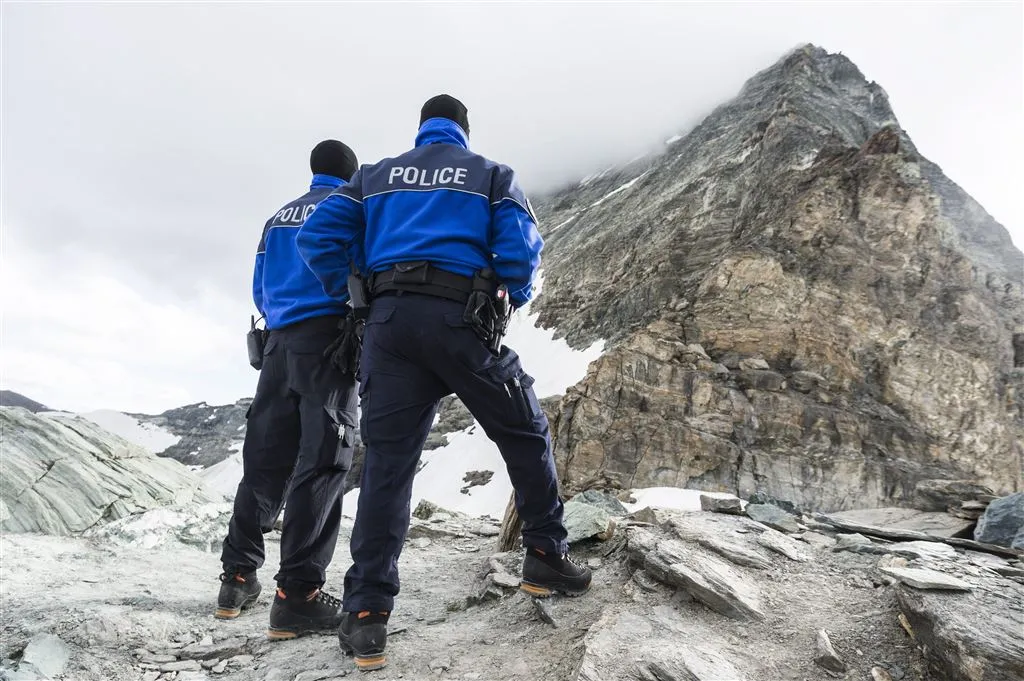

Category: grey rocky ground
[4, 497, 1021, 681]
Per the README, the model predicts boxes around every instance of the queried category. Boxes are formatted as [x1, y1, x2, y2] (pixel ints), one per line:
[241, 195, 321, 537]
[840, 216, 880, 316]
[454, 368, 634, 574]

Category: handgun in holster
[464, 268, 512, 354]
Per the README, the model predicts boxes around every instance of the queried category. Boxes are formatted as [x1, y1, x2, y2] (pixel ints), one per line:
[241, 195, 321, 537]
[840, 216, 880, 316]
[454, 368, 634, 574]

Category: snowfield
[78, 409, 180, 453]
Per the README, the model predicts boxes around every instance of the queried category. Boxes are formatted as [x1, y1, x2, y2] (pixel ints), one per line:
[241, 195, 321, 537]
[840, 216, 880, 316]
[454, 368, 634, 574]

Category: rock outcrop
[0, 390, 49, 413]
[136, 399, 251, 468]
[0, 407, 221, 535]
[534, 45, 1023, 511]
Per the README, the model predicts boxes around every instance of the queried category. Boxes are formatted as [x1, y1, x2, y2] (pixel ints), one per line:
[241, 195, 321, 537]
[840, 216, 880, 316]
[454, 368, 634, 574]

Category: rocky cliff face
[135, 399, 252, 468]
[0, 407, 221, 535]
[534, 45, 1023, 511]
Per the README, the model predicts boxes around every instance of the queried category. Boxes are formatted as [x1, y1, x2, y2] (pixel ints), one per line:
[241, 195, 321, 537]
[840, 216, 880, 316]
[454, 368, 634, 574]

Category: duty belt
[370, 261, 475, 303]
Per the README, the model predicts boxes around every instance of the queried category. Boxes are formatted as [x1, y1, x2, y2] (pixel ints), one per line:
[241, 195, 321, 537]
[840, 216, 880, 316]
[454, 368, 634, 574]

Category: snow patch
[665, 134, 683, 145]
[199, 441, 245, 498]
[79, 409, 180, 453]
[621, 487, 741, 513]
[548, 213, 579, 234]
[589, 171, 651, 209]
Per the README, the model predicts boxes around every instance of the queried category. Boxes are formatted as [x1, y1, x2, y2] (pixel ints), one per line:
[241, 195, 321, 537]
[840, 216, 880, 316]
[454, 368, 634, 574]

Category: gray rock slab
[21, 634, 69, 679]
[745, 504, 800, 533]
[699, 495, 743, 515]
[695, 536, 772, 569]
[878, 567, 972, 591]
[814, 629, 846, 673]
[829, 507, 973, 539]
[757, 529, 812, 562]
[664, 555, 765, 621]
[897, 579, 1024, 680]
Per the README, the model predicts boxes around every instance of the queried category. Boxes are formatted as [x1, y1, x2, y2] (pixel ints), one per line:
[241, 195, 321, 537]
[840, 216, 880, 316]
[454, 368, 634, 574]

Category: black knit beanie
[310, 140, 358, 181]
[420, 94, 469, 134]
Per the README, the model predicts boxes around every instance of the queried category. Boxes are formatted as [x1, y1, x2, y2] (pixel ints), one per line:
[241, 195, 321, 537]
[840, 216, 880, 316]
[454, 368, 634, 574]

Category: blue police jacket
[253, 174, 351, 329]
[296, 118, 543, 308]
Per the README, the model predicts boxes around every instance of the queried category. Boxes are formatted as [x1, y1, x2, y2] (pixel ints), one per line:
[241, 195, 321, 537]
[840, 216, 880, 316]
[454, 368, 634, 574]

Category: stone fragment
[140, 653, 180, 664]
[789, 371, 826, 393]
[833, 533, 873, 552]
[885, 541, 957, 560]
[745, 504, 800, 533]
[570, 489, 629, 516]
[490, 572, 520, 589]
[160, 660, 202, 672]
[870, 667, 895, 681]
[699, 495, 743, 515]
[228, 655, 254, 667]
[757, 529, 812, 562]
[22, 634, 70, 679]
[294, 671, 335, 681]
[696, 536, 772, 569]
[563, 500, 616, 543]
[532, 598, 557, 627]
[974, 493, 1024, 549]
[738, 357, 769, 371]
[200, 659, 219, 670]
[179, 637, 247, 661]
[198, 635, 213, 647]
[587, 557, 602, 570]
[412, 499, 443, 520]
[814, 630, 846, 673]
[144, 672, 162, 681]
[665, 558, 764, 621]
[798, 531, 836, 549]
[879, 567, 972, 591]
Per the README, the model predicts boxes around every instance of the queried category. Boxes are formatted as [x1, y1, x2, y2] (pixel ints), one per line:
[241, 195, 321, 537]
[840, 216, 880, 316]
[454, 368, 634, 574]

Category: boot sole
[214, 592, 261, 619]
[355, 654, 387, 671]
[520, 581, 590, 598]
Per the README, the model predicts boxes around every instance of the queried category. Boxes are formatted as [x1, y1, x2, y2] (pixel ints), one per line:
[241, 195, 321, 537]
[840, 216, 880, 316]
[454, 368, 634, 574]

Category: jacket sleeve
[296, 170, 366, 301]
[252, 220, 269, 316]
[489, 165, 543, 307]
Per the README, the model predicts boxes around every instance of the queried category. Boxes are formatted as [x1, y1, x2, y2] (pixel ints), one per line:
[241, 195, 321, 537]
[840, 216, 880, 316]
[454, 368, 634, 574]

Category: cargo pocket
[481, 348, 537, 427]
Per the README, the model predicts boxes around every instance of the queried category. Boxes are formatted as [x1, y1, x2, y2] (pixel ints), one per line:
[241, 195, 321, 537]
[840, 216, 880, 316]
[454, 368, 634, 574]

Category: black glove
[323, 315, 364, 377]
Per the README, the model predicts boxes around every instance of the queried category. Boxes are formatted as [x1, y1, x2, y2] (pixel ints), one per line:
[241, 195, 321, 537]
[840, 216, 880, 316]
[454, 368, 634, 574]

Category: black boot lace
[314, 589, 342, 610]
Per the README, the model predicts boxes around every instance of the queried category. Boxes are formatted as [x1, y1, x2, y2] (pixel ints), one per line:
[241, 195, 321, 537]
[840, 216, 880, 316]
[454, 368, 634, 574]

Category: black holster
[463, 269, 511, 354]
[348, 272, 371, 321]
[323, 312, 363, 378]
[247, 315, 268, 370]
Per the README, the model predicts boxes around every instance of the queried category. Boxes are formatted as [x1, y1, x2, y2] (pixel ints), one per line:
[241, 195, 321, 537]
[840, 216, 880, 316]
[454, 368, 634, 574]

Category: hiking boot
[338, 611, 390, 671]
[520, 547, 592, 597]
[215, 570, 261, 619]
[266, 587, 343, 640]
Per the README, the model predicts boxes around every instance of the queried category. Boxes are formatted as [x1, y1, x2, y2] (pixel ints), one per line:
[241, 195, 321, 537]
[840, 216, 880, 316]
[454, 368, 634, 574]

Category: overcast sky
[2, 1, 1022, 414]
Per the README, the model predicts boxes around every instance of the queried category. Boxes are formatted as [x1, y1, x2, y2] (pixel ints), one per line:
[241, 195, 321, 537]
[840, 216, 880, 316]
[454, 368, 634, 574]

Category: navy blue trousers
[343, 293, 567, 613]
[221, 314, 358, 592]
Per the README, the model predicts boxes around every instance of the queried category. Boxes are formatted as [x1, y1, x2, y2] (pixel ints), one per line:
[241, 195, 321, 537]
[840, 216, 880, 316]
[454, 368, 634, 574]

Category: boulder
[745, 504, 800, 533]
[563, 500, 616, 544]
[878, 567, 972, 591]
[0, 408, 221, 536]
[570, 490, 629, 516]
[974, 493, 1024, 549]
[912, 479, 995, 512]
[699, 495, 743, 515]
[896, 581, 1024, 680]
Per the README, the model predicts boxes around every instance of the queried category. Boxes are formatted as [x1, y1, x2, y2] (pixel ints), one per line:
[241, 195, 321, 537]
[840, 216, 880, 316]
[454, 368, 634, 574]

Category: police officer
[297, 96, 591, 671]
[216, 140, 360, 641]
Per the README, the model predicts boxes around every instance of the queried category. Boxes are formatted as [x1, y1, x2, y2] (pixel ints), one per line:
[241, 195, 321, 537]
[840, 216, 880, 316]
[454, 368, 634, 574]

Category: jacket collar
[415, 118, 469, 149]
[311, 173, 345, 189]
